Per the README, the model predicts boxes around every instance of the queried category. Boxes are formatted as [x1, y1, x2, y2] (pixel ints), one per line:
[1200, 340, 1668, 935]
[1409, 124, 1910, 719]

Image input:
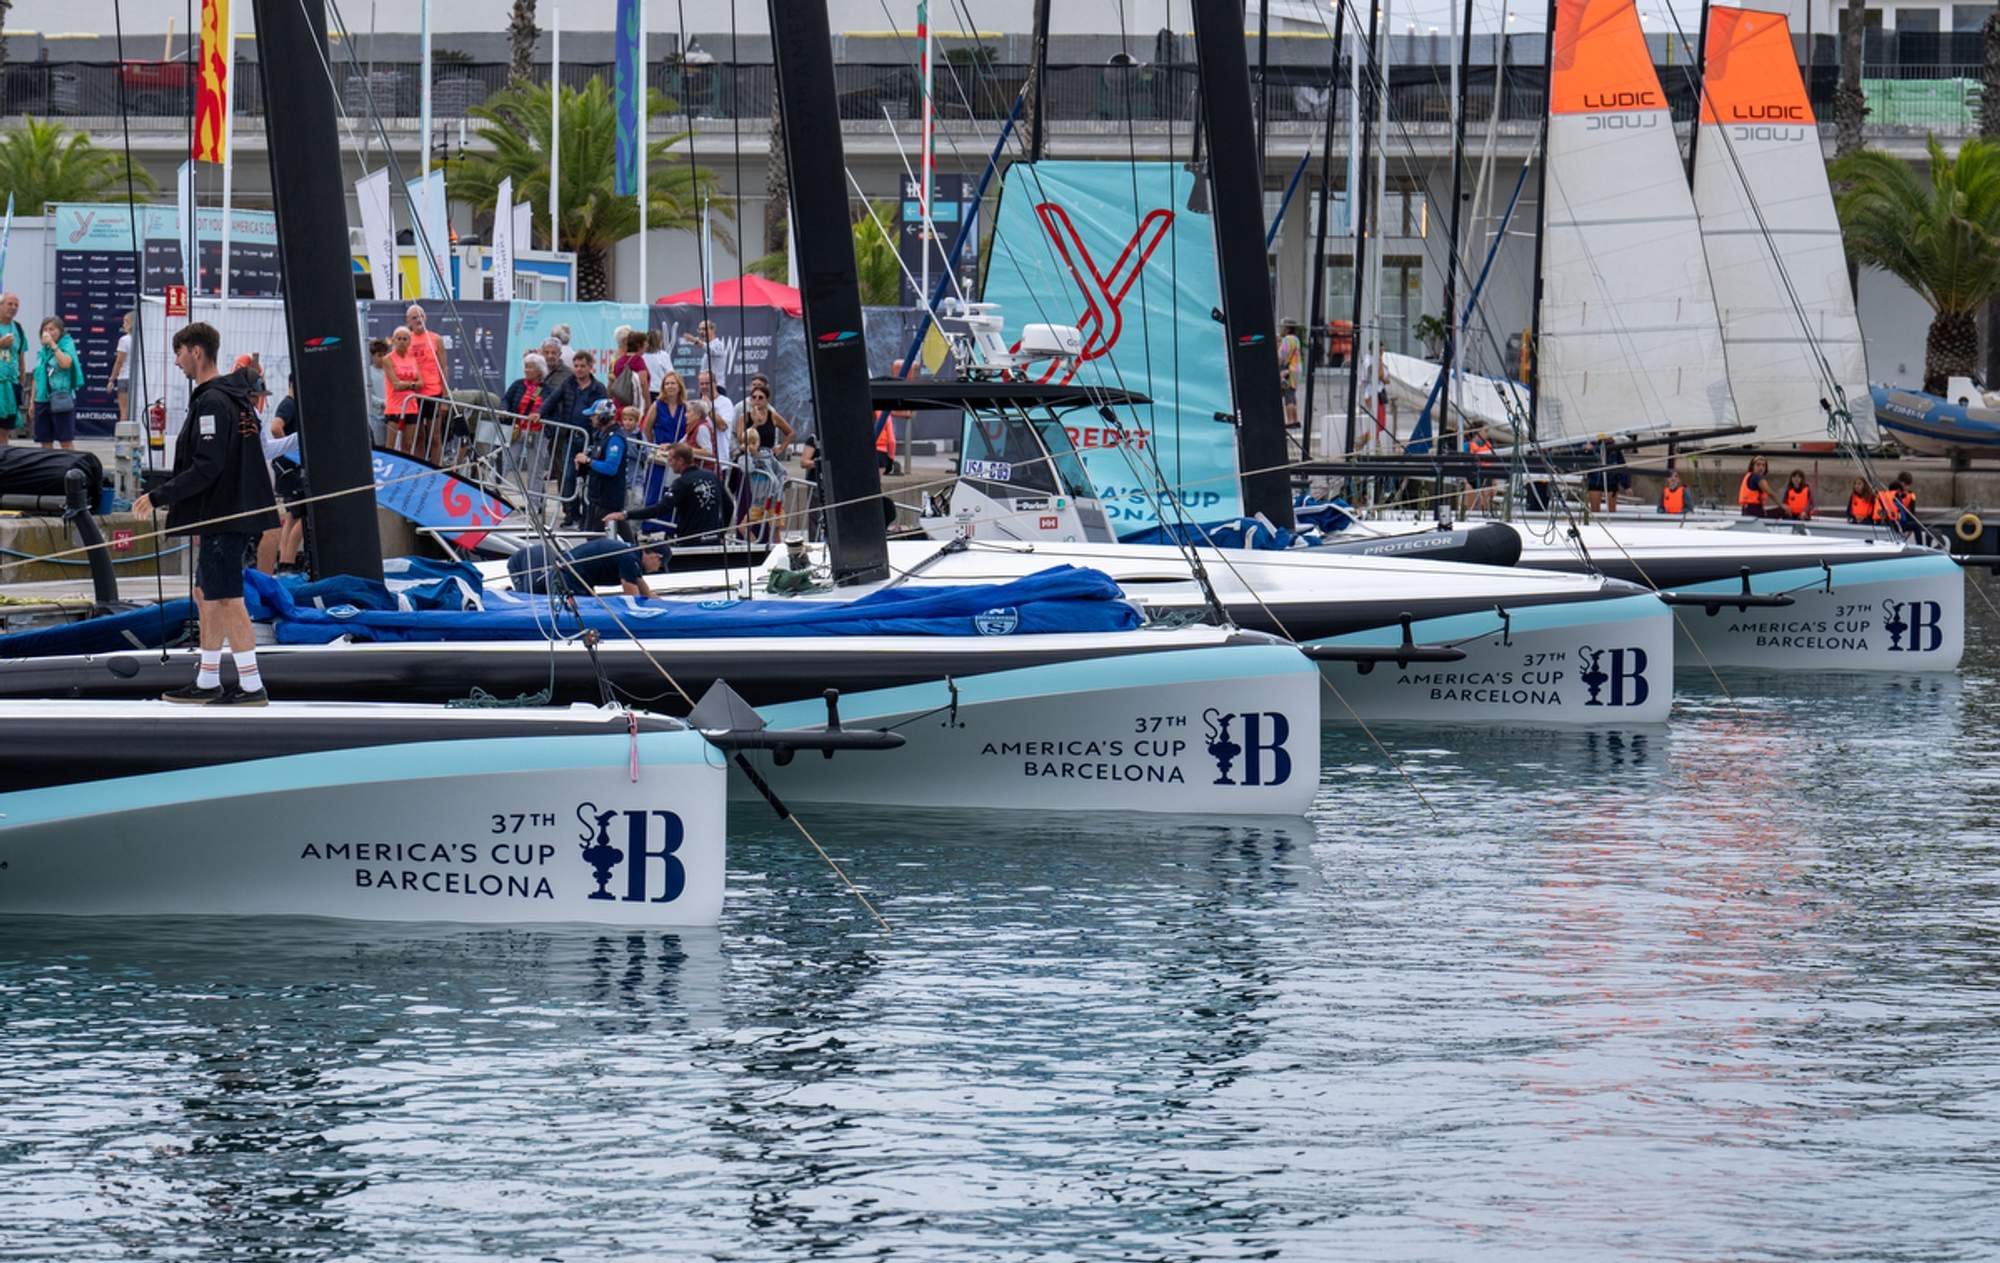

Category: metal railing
[5, 54, 1993, 137]
[396, 393, 825, 546]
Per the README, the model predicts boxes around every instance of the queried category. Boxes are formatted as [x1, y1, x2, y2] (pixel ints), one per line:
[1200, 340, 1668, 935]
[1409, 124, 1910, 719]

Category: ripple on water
[4, 599, 2000, 1260]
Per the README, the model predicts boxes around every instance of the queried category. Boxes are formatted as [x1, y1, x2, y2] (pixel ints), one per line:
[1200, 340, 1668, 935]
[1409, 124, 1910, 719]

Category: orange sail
[193, 0, 231, 164]
[1549, 0, 1664, 115]
[1699, 6, 1814, 126]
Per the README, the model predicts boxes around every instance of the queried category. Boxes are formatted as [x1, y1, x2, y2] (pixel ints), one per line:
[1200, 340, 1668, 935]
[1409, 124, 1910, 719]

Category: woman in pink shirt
[380, 327, 424, 453]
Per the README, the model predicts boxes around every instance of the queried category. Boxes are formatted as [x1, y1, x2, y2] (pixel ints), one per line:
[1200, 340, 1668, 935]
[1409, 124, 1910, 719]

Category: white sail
[1692, 6, 1876, 444]
[1537, 0, 1738, 441]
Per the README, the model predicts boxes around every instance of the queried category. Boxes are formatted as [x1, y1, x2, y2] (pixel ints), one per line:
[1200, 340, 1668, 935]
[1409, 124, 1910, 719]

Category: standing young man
[132, 322, 282, 706]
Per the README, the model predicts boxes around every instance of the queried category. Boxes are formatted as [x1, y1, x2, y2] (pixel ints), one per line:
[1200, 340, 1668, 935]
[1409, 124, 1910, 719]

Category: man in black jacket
[132, 322, 282, 705]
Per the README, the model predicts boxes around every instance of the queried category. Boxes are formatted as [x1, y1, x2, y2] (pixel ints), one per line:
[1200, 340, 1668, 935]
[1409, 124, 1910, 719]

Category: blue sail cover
[0, 558, 485, 659]
[982, 161, 1242, 536]
[260, 565, 1144, 645]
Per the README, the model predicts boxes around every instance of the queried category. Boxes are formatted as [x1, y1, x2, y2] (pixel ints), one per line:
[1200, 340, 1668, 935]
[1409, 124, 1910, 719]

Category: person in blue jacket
[576, 398, 630, 531]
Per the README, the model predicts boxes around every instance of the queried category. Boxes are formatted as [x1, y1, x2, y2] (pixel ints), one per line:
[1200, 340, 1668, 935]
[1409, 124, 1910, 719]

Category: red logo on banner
[112, 529, 134, 551]
[1019, 202, 1174, 385]
[1039, 516, 1059, 530]
[165, 285, 189, 318]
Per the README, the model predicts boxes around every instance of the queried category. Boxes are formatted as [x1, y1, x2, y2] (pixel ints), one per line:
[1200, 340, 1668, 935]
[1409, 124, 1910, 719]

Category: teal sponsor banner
[506, 301, 651, 377]
[981, 161, 1241, 535]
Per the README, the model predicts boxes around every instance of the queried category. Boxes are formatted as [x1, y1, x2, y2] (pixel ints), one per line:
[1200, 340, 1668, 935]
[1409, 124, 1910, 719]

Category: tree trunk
[508, 0, 539, 86]
[763, 87, 788, 256]
[0, 1, 13, 67]
[1925, 310, 1977, 395]
[1836, 0, 1868, 298]
[576, 244, 609, 301]
[1835, 0, 1867, 157]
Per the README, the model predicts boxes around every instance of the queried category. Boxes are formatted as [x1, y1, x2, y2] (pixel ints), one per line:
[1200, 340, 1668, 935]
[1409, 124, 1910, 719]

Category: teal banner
[505, 301, 651, 378]
[981, 161, 1241, 535]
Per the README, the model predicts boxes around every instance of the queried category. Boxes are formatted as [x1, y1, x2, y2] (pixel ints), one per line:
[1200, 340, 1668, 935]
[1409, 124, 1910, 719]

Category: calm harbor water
[5, 585, 2000, 1260]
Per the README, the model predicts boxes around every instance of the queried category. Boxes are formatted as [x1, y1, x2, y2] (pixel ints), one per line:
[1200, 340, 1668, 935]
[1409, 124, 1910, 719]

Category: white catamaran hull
[741, 644, 1321, 815]
[1667, 553, 1965, 672]
[0, 731, 728, 924]
[1308, 593, 1674, 725]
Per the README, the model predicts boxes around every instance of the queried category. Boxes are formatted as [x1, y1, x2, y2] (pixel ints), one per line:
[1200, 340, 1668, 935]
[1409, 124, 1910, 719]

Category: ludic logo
[1236, 333, 1267, 347]
[1884, 599, 1944, 652]
[1579, 645, 1649, 707]
[576, 803, 687, 903]
[814, 330, 859, 351]
[302, 335, 343, 352]
[1203, 708, 1292, 786]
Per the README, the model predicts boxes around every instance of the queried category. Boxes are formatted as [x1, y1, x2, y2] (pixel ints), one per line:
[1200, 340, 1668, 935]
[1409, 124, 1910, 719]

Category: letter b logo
[1240, 713, 1292, 787]
[1905, 601, 1944, 653]
[623, 810, 687, 904]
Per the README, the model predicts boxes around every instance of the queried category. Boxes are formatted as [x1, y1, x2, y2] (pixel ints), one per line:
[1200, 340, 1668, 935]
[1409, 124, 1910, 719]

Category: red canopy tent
[656, 275, 803, 317]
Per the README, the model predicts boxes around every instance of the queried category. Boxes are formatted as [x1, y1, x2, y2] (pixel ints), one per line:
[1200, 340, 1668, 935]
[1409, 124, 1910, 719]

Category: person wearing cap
[575, 397, 631, 531]
[506, 535, 665, 597]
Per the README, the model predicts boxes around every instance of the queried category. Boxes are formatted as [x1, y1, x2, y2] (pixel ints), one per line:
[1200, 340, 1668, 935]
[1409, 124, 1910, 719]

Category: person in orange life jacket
[1658, 470, 1692, 515]
[131, 321, 282, 706]
[1738, 456, 1776, 517]
[878, 360, 913, 475]
[575, 399, 631, 532]
[1873, 471, 1917, 534]
[1780, 470, 1814, 520]
[1846, 477, 1875, 523]
[1897, 471, 1919, 531]
[1461, 422, 1497, 514]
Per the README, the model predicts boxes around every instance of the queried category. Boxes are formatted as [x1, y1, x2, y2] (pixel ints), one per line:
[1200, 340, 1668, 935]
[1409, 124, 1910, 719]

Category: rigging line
[868, 113, 971, 312]
[110, 0, 170, 662]
[1656, 4, 1875, 475]
[673, 0, 728, 602]
[1084, 405, 1444, 823]
[844, 166, 957, 348]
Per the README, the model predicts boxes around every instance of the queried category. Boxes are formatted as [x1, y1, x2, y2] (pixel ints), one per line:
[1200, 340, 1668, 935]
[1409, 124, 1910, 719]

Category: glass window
[961, 413, 1060, 496]
[1897, 7, 1941, 31]
[1953, 3, 1993, 30]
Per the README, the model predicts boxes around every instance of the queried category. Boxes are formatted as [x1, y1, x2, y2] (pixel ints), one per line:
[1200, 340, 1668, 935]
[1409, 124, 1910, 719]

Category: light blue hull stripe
[1666, 552, 1962, 594]
[0, 730, 718, 830]
[1307, 593, 1665, 649]
[756, 642, 1313, 729]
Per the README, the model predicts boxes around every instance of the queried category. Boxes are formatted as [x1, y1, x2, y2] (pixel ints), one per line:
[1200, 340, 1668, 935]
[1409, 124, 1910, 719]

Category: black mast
[1439, 0, 1477, 457]
[1683, 0, 1714, 183]
[1525, 0, 1560, 446]
[1342, 0, 1382, 459]
[1191, 0, 1295, 529]
[768, 0, 890, 586]
[1300, 0, 1347, 463]
[1256, 0, 1271, 170]
[1027, 0, 1053, 161]
[252, 0, 382, 582]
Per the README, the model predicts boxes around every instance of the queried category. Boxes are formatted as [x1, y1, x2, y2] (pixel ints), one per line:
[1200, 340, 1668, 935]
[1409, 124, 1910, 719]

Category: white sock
[196, 650, 222, 689]
[233, 649, 262, 692]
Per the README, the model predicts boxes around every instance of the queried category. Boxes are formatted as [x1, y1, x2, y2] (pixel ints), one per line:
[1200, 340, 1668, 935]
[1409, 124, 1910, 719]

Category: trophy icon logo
[576, 803, 624, 901]
[1882, 599, 1908, 651]
[1204, 708, 1242, 785]
[1578, 645, 1609, 705]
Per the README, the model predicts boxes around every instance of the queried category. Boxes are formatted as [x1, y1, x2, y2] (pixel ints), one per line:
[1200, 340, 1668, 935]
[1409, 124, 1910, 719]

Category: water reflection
[5, 643, 2000, 1259]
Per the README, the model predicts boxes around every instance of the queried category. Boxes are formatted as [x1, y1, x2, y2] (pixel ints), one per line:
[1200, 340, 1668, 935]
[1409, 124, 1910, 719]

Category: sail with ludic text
[1691, 6, 1877, 444]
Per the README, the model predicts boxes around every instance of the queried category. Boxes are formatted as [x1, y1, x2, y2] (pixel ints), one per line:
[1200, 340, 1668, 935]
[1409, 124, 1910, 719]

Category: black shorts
[273, 461, 306, 505]
[196, 531, 256, 600]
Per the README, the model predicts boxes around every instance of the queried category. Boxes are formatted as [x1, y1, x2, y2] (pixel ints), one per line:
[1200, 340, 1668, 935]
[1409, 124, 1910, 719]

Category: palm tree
[851, 200, 903, 305]
[0, 118, 157, 214]
[446, 78, 728, 300]
[1832, 136, 2000, 394]
[508, 0, 538, 85]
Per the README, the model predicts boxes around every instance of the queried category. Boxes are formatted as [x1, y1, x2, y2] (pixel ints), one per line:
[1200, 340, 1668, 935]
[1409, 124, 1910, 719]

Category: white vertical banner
[405, 169, 451, 299]
[512, 202, 533, 259]
[491, 174, 517, 302]
[355, 168, 398, 301]
[175, 160, 195, 292]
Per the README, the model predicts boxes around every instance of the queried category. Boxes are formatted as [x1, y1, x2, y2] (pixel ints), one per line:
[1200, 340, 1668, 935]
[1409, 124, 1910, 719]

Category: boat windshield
[960, 410, 1097, 501]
